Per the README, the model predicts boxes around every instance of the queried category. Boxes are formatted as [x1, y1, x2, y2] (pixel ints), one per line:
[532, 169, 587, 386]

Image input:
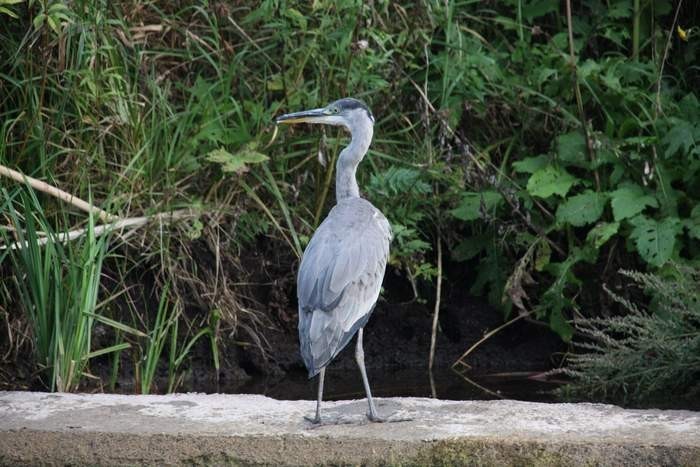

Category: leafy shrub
[439, 1, 700, 339]
[559, 265, 700, 406]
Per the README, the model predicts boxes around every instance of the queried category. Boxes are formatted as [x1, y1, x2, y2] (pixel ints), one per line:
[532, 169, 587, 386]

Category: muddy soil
[163, 267, 564, 401]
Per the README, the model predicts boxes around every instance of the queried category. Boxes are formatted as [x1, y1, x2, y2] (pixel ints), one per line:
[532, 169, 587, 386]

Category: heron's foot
[304, 414, 321, 424]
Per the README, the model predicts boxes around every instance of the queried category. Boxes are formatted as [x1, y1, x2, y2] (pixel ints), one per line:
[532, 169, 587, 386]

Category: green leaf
[629, 216, 682, 267]
[577, 60, 602, 80]
[526, 165, 578, 198]
[32, 13, 45, 29]
[451, 191, 503, 221]
[84, 312, 148, 338]
[601, 68, 622, 92]
[206, 146, 269, 174]
[586, 222, 619, 249]
[83, 342, 131, 360]
[685, 205, 700, 240]
[662, 120, 696, 158]
[513, 155, 548, 173]
[549, 307, 573, 342]
[556, 190, 607, 227]
[557, 131, 587, 166]
[523, 0, 558, 22]
[0, 6, 18, 17]
[679, 93, 700, 121]
[534, 240, 551, 271]
[46, 15, 58, 33]
[266, 73, 284, 91]
[452, 234, 490, 261]
[610, 183, 658, 221]
[284, 8, 307, 29]
[608, 1, 632, 18]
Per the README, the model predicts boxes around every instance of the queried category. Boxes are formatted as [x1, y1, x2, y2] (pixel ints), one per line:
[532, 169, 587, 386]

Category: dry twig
[1, 209, 195, 250]
[0, 164, 117, 222]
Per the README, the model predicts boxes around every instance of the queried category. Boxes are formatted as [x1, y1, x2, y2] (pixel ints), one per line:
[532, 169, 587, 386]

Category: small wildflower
[677, 26, 688, 42]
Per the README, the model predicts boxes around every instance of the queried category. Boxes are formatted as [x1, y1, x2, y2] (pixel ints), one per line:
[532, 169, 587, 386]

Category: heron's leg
[355, 328, 382, 422]
[305, 367, 325, 424]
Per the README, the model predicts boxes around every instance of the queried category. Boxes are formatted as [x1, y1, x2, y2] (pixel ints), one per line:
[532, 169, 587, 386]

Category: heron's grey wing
[297, 204, 390, 376]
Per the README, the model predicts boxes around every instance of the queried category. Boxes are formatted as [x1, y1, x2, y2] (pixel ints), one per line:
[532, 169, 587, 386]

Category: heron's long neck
[335, 122, 373, 202]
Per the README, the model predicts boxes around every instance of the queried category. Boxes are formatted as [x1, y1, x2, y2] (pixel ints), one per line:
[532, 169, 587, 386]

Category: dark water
[198, 367, 558, 403]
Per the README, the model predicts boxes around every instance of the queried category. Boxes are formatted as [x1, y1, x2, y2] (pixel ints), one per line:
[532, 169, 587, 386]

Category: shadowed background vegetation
[1, 0, 698, 406]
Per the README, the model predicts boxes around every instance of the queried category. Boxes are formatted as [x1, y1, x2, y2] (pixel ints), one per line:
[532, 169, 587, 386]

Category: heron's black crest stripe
[333, 97, 374, 123]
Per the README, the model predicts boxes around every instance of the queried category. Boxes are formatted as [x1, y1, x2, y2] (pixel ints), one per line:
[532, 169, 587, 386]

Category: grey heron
[276, 98, 391, 423]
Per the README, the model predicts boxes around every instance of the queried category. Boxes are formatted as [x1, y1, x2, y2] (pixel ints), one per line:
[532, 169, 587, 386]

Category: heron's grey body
[297, 197, 391, 377]
[277, 97, 391, 423]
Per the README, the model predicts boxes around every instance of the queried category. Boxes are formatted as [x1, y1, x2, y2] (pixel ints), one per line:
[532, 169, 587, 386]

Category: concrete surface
[0, 391, 699, 466]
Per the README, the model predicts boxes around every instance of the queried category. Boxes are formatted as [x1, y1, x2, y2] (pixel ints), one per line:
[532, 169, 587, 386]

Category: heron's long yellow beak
[275, 107, 330, 124]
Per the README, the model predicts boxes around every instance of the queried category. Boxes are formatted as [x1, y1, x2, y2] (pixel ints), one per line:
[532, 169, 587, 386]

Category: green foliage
[1, 188, 115, 392]
[0, 0, 22, 18]
[526, 166, 578, 198]
[206, 145, 269, 174]
[1, 0, 699, 394]
[560, 265, 700, 406]
[555, 191, 607, 227]
[437, 0, 700, 339]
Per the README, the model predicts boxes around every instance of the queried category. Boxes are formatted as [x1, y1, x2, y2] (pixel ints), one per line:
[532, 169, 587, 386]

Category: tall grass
[1, 188, 112, 391]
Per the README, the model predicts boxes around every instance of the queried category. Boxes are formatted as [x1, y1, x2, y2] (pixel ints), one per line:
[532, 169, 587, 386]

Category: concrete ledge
[1, 392, 698, 466]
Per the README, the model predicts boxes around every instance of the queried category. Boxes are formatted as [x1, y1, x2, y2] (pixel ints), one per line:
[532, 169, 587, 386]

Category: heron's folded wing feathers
[297, 202, 391, 375]
[298, 209, 389, 314]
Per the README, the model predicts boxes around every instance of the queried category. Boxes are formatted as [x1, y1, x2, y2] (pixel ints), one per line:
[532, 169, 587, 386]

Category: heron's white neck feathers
[336, 114, 373, 201]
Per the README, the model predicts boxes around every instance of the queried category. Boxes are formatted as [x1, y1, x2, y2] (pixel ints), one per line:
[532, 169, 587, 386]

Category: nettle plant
[447, 2, 700, 340]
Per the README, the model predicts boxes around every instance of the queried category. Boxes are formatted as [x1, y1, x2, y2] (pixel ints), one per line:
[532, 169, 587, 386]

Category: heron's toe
[304, 415, 322, 424]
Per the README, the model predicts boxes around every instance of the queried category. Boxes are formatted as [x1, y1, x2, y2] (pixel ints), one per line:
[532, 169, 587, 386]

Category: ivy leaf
[586, 221, 619, 249]
[629, 216, 682, 267]
[557, 131, 587, 167]
[526, 165, 578, 198]
[610, 183, 658, 221]
[451, 191, 503, 221]
[206, 145, 269, 174]
[556, 190, 607, 227]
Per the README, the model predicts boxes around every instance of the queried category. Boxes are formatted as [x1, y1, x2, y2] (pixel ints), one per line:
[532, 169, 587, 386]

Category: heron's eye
[332, 107, 339, 114]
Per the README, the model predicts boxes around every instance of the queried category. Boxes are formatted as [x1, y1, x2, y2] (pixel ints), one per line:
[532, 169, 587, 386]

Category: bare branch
[0, 164, 117, 222]
[1, 209, 195, 250]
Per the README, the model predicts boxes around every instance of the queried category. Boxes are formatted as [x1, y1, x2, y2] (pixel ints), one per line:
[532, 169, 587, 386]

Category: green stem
[632, 0, 640, 60]
[517, 0, 524, 43]
[565, 0, 600, 191]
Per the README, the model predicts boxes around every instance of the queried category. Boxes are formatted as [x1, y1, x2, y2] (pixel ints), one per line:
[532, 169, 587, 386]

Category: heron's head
[275, 98, 374, 132]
